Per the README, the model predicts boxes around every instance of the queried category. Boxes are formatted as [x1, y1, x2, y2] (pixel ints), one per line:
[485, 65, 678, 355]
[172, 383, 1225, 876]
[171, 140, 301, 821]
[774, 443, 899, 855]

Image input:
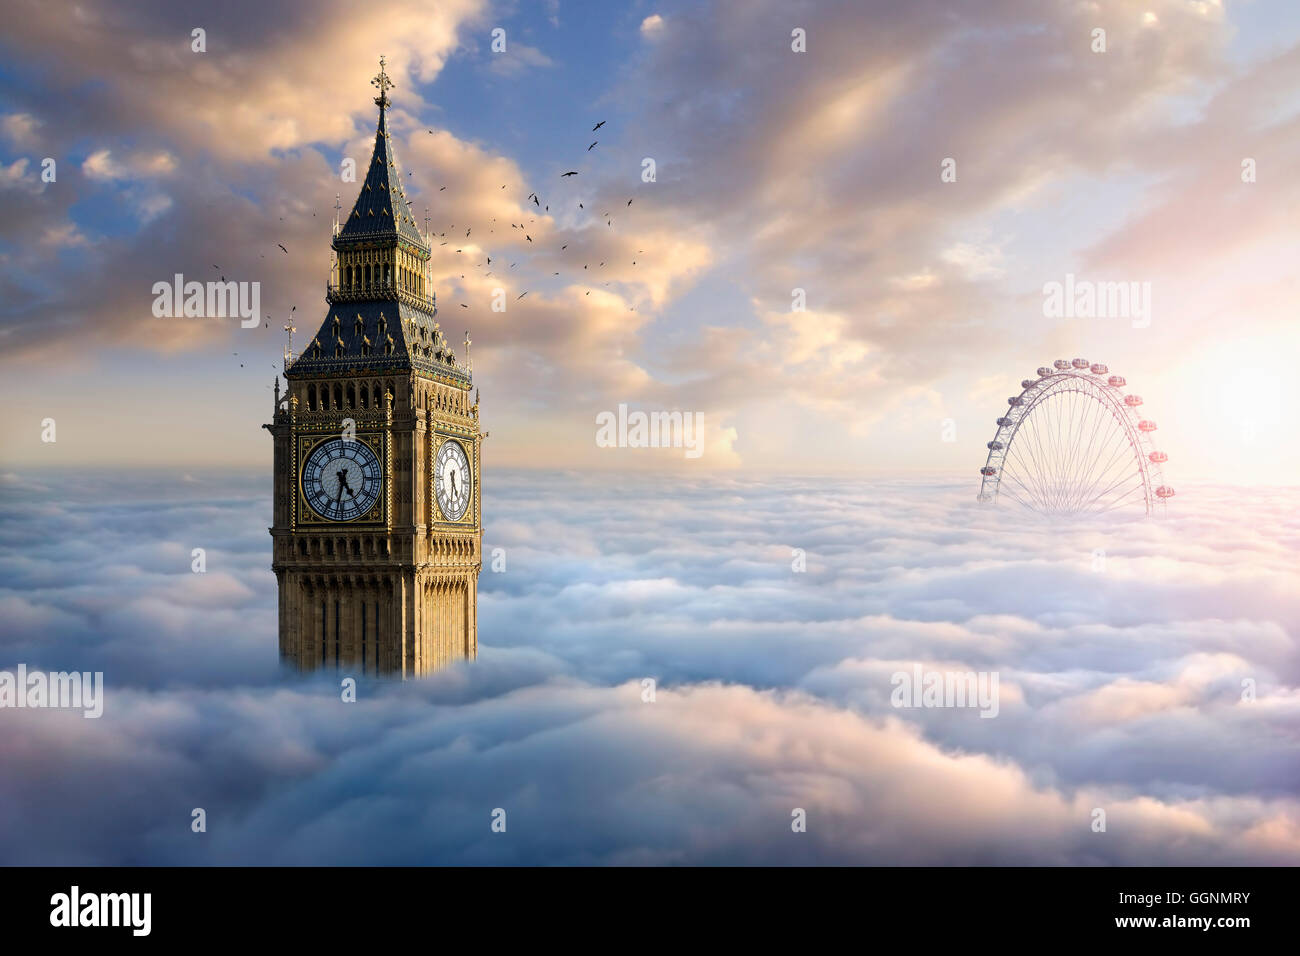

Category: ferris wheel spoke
[1067, 391, 1103, 507]
[1002, 456, 1047, 509]
[1007, 421, 1053, 507]
[1088, 465, 1143, 508]
[997, 481, 1037, 512]
[1089, 482, 1146, 515]
[1034, 408, 1067, 511]
[1061, 392, 1084, 500]
[1070, 393, 1109, 504]
[1073, 431, 1133, 509]
[1034, 401, 1066, 510]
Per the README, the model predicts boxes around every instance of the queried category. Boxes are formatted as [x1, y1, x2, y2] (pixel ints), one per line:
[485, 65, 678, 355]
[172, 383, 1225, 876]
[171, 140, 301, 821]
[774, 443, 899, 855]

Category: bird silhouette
[517, 292, 528, 300]
[561, 171, 578, 177]
[277, 244, 288, 253]
[593, 121, 605, 131]
[588, 141, 598, 151]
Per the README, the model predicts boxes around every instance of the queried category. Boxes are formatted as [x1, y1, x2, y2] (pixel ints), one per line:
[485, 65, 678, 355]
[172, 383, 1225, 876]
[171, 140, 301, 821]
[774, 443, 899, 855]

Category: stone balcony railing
[325, 281, 437, 314]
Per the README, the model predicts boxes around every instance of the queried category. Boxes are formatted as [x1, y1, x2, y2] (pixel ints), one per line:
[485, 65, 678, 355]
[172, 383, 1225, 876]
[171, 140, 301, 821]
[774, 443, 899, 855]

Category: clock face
[434, 438, 472, 522]
[302, 437, 382, 521]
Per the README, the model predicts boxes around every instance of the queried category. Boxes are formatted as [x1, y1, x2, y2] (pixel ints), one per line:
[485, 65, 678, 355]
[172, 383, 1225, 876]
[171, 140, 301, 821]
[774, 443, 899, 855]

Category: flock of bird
[419, 118, 642, 312]
[243, 118, 644, 383]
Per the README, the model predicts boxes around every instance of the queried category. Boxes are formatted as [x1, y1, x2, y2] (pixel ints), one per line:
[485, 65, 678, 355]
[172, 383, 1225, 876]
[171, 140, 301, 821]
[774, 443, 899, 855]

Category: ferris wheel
[977, 359, 1174, 515]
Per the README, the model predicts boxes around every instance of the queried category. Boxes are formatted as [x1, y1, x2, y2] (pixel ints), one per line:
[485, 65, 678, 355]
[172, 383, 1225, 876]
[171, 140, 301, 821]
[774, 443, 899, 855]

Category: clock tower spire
[264, 59, 484, 677]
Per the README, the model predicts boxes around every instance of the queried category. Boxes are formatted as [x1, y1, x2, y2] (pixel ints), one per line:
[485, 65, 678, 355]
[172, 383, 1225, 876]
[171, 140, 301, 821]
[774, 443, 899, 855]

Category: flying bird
[517, 292, 528, 300]
[561, 171, 578, 177]
[277, 244, 288, 253]
[588, 141, 598, 151]
[593, 121, 605, 131]
[627, 199, 633, 206]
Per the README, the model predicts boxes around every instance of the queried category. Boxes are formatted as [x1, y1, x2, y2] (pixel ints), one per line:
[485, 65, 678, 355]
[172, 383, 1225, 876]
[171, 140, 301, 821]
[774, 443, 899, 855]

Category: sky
[1, 0, 1299, 482]
[0, 468, 1297, 864]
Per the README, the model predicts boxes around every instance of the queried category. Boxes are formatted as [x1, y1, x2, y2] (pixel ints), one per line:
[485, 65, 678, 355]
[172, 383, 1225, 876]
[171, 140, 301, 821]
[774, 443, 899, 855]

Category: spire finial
[371, 55, 394, 110]
[283, 320, 297, 368]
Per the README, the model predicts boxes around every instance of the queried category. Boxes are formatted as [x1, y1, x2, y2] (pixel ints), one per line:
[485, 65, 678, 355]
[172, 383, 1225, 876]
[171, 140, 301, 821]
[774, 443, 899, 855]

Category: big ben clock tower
[265, 58, 483, 677]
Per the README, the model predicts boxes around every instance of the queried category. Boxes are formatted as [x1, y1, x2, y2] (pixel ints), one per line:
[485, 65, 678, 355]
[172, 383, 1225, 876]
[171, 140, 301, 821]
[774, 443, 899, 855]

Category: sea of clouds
[0, 468, 1296, 865]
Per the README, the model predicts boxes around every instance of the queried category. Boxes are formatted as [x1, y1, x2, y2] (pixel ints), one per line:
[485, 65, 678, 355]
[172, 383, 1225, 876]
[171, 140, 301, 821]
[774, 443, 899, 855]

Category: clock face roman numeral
[433, 439, 472, 522]
[302, 437, 382, 521]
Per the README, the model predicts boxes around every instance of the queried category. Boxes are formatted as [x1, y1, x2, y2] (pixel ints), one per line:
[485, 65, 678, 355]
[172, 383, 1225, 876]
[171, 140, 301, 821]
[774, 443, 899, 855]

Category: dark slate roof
[337, 106, 429, 250]
[287, 299, 469, 385]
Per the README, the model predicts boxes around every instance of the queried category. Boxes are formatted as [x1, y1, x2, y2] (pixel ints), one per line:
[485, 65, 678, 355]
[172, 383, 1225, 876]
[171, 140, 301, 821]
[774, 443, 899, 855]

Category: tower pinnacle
[371, 55, 394, 111]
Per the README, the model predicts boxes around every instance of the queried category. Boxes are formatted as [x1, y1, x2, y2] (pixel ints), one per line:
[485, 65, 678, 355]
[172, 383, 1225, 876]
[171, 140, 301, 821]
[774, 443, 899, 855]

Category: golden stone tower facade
[265, 59, 482, 677]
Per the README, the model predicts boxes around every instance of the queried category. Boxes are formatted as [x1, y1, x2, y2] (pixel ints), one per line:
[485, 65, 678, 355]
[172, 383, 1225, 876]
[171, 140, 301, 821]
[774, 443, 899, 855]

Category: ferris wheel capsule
[1148, 451, 1167, 463]
[987, 440, 1004, 450]
[1155, 486, 1176, 499]
[1021, 379, 1038, 389]
[1054, 359, 1071, 370]
[1138, 420, 1157, 432]
[981, 466, 997, 476]
[1124, 394, 1143, 407]
[1036, 366, 1053, 377]
[1008, 396, 1025, 406]
[1090, 363, 1108, 375]
[1071, 358, 1090, 369]
[996, 416, 1013, 427]
[1107, 375, 1126, 388]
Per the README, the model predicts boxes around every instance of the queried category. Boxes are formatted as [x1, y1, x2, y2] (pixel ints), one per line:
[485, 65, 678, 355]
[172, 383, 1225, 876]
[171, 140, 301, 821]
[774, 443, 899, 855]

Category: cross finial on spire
[371, 55, 394, 110]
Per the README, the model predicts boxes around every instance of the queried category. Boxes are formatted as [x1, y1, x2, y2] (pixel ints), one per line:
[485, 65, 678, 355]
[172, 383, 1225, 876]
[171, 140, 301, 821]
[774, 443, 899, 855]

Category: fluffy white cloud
[0, 469, 1295, 863]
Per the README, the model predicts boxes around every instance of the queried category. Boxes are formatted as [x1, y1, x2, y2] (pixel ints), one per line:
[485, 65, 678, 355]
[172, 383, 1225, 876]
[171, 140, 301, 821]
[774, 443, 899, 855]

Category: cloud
[2, 0, 1297, 480]
[1, 112, 41, 147]
[81, 149, 176, 182]
[0, 469, 1295, 863]
[485, 42, 556, 76]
